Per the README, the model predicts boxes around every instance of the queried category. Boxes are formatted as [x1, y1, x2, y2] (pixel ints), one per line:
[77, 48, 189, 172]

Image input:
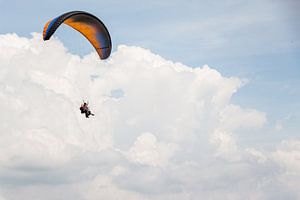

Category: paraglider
[43, 10, 112, 59]
[80, 101, 94, 118]
[43, 11, 113, 118]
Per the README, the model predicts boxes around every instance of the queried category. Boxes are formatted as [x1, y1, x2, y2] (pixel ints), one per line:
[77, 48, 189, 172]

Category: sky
[0, 0, 299, 199]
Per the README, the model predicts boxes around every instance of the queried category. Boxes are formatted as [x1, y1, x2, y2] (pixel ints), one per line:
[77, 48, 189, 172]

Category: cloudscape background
[0, 0, 299, 200]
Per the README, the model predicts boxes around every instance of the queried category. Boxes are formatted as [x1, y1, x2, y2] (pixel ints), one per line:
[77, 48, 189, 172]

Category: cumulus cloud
[269, 140, 300, 199]
[0, 33, 299, 200]
[124, 132, 178, 167]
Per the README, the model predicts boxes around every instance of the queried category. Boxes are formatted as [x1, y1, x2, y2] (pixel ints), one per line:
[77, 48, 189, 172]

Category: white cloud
[0, 33, 299, 200]
[272, 140, 300, 199]
[273, 140, 300, 175]
[125, 132, 178, 167]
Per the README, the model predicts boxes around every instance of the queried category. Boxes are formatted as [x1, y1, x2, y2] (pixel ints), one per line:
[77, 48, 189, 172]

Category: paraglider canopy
[43, 11, 112, 59]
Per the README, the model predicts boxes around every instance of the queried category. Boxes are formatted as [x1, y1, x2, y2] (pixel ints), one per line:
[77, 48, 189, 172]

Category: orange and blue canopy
[43, 11, 112, 59]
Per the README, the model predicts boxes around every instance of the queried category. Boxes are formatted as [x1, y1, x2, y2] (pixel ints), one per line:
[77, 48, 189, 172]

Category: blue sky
[0, 1, 300, 199]
[3, 0, 298, 142]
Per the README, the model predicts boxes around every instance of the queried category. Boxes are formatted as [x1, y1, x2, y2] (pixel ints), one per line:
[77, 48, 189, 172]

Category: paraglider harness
[80, 101, 94, 118]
